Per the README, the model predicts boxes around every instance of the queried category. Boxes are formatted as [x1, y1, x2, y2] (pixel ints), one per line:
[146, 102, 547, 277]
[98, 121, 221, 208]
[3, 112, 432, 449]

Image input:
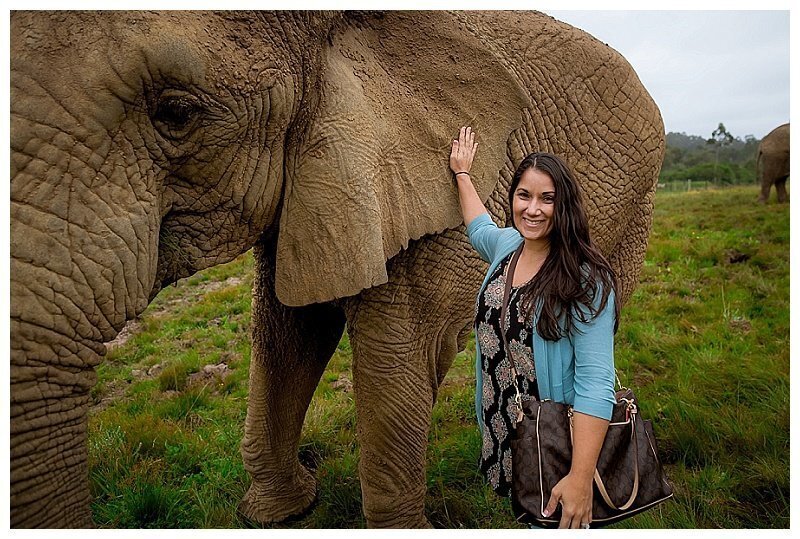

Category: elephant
[757, 123, 789, 203]
[10, 11, 664, 528]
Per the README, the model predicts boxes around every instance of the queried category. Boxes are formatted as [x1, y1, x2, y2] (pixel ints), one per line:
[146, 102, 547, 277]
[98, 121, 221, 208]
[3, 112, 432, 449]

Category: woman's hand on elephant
[542, 472, 594, 529]
[450, 125, 488, 226]
[450, 126, 478, 177]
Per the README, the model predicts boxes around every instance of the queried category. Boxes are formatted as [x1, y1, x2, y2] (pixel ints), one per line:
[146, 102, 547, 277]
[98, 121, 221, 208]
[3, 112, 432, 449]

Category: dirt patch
[729, 317, 752, 333]
[147, 276, 246, 319]
[90, 379, 132, 414]
[440, 374, 472, 389]
[105, 319, 143, 351]
[90, 360, 236, 414]
[196, 276, 244, 294]
[131, 363, 164, 378]
[186, 362, 234, 390]
[331, 375, 353, 393]
[726, 250, 751, 264]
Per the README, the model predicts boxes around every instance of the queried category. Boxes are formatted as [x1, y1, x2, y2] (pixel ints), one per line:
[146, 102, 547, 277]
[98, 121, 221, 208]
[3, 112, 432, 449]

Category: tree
[707, 123, 734, 184]
[660, 130, 761, 187]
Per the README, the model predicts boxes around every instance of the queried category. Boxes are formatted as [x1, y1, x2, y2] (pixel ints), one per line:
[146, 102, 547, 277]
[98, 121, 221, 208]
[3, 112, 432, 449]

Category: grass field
[87, 185, 789, 528]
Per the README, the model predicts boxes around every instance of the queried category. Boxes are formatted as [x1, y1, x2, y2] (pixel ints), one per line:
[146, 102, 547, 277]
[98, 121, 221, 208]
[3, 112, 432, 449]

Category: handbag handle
[568, 407, 641, 511]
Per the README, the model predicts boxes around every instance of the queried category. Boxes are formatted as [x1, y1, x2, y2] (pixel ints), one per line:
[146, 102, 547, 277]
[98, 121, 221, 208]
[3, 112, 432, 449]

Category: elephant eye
[153, 93, 203, 138]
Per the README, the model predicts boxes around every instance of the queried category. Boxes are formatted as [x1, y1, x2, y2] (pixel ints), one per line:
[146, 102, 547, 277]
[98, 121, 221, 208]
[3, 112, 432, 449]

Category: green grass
[87, 185, 789, 528]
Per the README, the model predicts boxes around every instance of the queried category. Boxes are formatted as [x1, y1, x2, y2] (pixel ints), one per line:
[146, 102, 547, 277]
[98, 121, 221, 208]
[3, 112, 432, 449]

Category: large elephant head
[10, 11, 549, 526]
[11, 10, 530, 326]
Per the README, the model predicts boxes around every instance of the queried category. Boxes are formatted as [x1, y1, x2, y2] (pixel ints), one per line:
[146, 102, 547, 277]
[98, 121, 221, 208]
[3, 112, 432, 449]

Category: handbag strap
[568, 407, 641, 511]
[594, 414, 640, 510]
[500, 244, 525, 423]
[500, 244, 525, 379]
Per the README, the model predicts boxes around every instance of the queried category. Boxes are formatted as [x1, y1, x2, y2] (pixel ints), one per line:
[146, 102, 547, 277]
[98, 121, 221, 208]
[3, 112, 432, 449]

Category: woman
[450, 126, 619, 529]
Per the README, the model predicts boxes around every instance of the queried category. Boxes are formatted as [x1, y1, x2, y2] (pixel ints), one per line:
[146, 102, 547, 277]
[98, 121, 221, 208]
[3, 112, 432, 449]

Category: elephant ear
[275, 12, 528, 306]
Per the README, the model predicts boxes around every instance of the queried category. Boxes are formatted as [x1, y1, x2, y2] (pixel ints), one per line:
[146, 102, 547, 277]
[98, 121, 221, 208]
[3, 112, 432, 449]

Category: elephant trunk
[10, 193, 159, 526]
[10, 77, 161, 527]
[10, 163, 159, 527]
[10, 317, 97, 527]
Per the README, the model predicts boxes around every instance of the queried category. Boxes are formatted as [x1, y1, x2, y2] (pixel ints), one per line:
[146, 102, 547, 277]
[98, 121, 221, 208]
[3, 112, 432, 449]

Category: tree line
[659, 123, 760, 186]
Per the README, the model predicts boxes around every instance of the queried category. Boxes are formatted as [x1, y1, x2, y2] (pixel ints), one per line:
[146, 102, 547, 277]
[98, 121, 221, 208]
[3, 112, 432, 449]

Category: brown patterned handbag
[499, 246, 674, 528]
[509, 388, 674, 527]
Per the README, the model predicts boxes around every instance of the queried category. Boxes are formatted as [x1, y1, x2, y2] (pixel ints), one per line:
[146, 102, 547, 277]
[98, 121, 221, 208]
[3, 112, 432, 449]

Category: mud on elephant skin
[10, 11, 664, 528]
[757, 123, 789, 203]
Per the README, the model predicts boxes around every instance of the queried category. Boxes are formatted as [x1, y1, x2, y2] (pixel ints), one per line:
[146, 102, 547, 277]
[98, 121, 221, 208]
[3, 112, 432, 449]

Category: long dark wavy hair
[508, 152, 620, 341]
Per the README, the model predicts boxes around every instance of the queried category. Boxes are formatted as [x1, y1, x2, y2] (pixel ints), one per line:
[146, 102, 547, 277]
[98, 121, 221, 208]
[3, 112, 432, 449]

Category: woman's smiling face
[512, 168, 555, 243]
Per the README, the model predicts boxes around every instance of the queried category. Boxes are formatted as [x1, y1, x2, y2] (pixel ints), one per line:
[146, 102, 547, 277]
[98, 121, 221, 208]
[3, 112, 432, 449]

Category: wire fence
[657, 179, 760, 193]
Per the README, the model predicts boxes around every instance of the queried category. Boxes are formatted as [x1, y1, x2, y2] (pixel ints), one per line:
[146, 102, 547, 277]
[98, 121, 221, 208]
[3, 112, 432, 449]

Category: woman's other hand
[542, 472, 594, 529]
[450, 126, 478, 176]
[542, 411, 607, 528]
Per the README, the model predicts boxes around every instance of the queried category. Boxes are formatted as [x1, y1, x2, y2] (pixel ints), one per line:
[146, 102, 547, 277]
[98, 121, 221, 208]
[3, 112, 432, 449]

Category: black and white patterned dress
[476, 251, 540, 497]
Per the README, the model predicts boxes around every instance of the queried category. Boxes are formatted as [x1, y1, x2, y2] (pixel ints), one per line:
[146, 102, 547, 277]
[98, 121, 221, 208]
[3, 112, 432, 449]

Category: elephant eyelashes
[153, 93, 202, 138]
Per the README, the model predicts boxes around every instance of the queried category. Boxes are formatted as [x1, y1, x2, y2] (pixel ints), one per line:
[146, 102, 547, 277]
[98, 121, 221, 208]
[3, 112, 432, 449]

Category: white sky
[547, 10, 790, 140]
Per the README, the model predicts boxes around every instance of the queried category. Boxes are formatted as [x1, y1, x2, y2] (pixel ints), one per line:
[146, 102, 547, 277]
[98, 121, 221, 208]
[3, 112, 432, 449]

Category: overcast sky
[546, 10, 790, 140]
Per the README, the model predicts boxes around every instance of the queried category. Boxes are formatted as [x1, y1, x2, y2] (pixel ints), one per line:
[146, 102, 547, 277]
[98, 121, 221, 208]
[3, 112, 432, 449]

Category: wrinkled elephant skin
[757, 123, 789, 203]
[10, 11, 664, 528]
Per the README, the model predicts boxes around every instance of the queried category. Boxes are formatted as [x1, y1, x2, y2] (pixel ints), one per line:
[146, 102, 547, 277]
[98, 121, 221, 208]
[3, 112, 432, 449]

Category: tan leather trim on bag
[536, 406, 547, 519]
[593, 415, 640, 511]
[585, 493, 675, 524]
[567, 407, 640, 512]
[608, 417, 633, 426]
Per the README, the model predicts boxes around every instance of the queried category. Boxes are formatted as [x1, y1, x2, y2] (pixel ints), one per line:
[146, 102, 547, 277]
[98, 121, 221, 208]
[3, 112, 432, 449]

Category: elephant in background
[757, 123, 789, 203]
[10, 11, 664, 528]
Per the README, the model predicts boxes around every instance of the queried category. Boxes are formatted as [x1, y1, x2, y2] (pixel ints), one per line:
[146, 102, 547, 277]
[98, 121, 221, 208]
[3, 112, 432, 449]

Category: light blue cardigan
[466, 213, 617, 431]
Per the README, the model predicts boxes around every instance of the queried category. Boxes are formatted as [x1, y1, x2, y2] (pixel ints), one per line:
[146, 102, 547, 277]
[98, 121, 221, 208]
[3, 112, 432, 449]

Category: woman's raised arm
[450, 126, 488, 227]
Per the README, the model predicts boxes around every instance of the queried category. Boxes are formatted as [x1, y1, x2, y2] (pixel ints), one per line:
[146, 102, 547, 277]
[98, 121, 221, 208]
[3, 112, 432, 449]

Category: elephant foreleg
[344, 232, 484, 528]
[346, 297, 434, 528]
[775, 177, 789, 203]
[758, 182, 772, 203]
[238, 235, 345, 524]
